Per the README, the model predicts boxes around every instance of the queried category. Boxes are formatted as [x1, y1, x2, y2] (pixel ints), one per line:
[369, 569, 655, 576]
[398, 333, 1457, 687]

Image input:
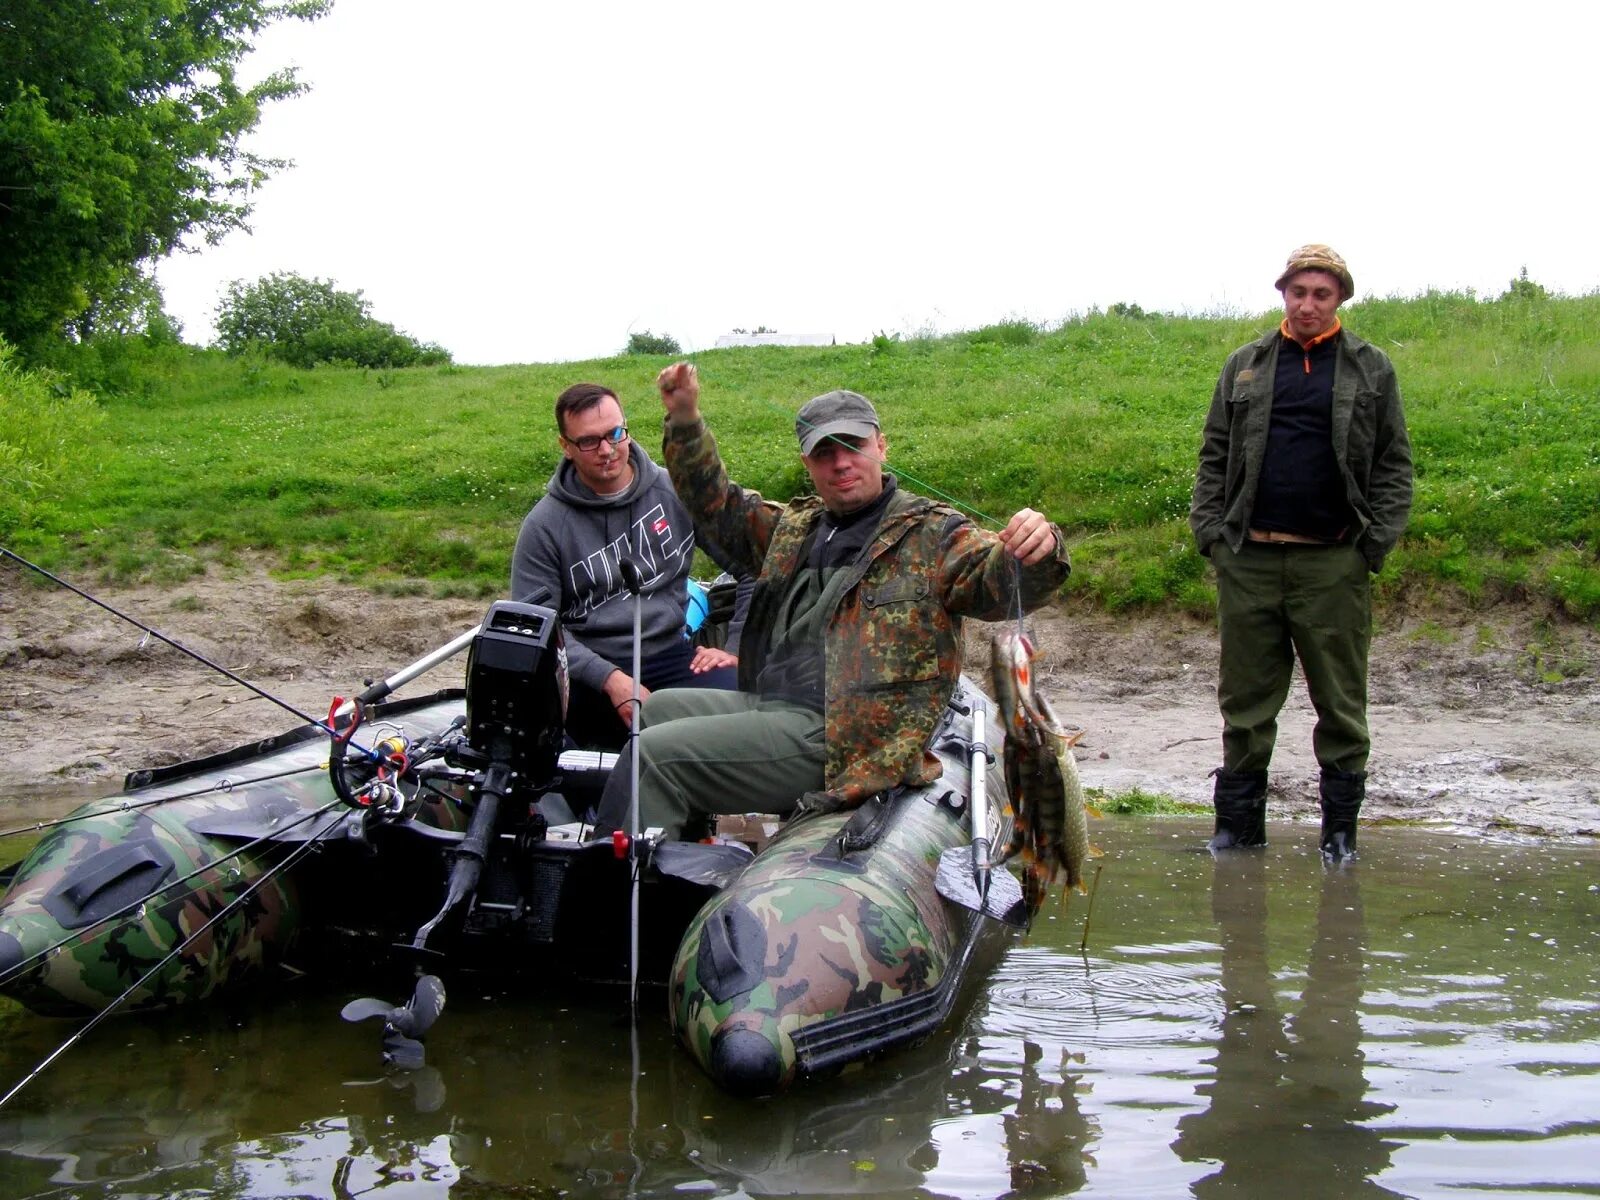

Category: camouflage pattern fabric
[0, 697, 468, 1016]
[670, 677, 1011, 1092]
[663, 415, 1070, 812]
[0, 803, 303, 1016]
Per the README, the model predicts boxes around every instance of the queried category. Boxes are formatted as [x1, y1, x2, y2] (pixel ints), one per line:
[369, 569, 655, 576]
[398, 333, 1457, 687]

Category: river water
[0, 819, 1595, 1198]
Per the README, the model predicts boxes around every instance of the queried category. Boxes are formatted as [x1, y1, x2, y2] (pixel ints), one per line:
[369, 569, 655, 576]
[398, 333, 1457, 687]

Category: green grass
[4, 289, 1599, 618]
[1089, 787, 1207, 817]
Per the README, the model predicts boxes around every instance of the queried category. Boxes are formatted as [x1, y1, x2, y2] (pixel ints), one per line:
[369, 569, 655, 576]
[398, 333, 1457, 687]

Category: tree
[216, 271, 451, 368]
[70, 266, 185, 346]
[0, 1, 331, 354]
[1499, 267, 1552, 303]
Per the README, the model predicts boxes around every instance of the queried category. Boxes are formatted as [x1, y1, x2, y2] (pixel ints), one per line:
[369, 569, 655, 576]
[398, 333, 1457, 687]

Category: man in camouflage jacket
[593, 364, 1070, 840]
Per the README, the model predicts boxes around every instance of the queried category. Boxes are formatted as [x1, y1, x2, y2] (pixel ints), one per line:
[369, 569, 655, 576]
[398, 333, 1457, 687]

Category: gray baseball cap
[795, 389, 880, 455]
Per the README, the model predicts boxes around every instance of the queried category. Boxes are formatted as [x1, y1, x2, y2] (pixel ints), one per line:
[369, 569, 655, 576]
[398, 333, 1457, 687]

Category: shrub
[625, 330, 681, 356]
[0, 337, 105, 539]
[969, 319, 1039, 347]
[215, 273, 451, 369]
[1499, 267, 1552, 303]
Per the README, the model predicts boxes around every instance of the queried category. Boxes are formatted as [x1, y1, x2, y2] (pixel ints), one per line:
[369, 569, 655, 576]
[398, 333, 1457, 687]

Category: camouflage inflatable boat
[669, 673, 1015, 1095]
[0, 600, 1019, 1095]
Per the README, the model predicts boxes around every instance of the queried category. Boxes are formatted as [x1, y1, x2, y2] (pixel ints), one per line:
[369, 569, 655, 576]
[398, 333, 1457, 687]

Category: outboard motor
[463, 600, 567, 787]
[409, 601, 567, 955]
[390, 597, 737, 986]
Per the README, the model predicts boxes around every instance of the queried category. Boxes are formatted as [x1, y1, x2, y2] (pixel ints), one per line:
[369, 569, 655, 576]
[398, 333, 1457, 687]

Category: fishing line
[0, 763, 323, 842]
[0, 548, 382, 762]
[0, 815, 346, 1111]
[0, 797, 347, 991]
[1012, 557, 1027, 639]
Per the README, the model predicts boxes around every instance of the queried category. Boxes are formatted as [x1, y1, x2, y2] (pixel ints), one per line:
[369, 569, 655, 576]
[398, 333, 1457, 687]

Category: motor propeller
[341, 974, 446, 1070]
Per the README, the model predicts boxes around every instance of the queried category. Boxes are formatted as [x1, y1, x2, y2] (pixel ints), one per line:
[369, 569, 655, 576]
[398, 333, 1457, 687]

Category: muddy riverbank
[2, 563, 1596, 839]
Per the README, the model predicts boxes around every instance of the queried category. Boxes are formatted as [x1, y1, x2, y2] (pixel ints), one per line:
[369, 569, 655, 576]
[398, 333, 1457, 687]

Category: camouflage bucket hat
[796, 389, 879, 455]
[1275, 243, 1354, 301]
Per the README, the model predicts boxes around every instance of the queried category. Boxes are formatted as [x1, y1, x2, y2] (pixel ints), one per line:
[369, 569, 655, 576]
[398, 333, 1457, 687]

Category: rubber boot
[1319, 768, 1364, 862]
[1207, 768, 1268, 852]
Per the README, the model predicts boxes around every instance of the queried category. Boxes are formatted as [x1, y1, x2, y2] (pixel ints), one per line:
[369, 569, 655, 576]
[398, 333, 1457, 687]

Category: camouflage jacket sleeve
[932, 510, 1072, 619]
[661, 416, 783, 580]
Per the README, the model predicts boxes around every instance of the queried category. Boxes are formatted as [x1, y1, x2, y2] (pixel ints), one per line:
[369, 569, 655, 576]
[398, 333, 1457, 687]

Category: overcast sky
[154, 0, 1599, 366]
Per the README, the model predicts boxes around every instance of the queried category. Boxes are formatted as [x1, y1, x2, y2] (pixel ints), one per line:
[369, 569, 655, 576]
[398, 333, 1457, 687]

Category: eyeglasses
[562, 424, 628, 453]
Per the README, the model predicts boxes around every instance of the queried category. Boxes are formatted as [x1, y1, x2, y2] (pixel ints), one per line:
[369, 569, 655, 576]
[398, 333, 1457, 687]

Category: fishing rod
[3, 547, 501, 774]
[0, 815, 346, 1112]
[3, 548, 328, 727]
[0, 796, 347, 992]
[0, 548, 386, 762]
[617, 556, 645, 1015]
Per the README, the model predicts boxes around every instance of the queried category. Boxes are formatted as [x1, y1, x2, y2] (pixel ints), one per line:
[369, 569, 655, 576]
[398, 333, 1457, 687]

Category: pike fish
[991, 629, 1102, 916]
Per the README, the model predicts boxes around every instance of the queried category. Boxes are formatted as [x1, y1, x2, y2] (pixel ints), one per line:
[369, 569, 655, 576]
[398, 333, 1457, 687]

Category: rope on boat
[0, 763, 324, 842]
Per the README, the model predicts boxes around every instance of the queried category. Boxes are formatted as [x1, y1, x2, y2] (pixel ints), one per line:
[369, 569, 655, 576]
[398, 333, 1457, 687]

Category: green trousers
[1212, 541, 1372, 775]
[602, 688, 826, 841]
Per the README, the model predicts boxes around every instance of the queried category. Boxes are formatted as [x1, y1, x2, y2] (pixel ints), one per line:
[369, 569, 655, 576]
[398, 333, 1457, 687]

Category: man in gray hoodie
[511, 382, 740, 749]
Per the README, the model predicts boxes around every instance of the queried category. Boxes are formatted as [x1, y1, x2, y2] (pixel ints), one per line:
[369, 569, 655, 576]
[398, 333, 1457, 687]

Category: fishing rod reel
[327, 601, 569, 821]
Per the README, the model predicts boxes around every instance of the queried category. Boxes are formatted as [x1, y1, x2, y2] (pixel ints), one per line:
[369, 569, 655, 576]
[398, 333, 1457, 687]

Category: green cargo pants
[597, 688, 826, 841]
[1212, 540, 1372, 775]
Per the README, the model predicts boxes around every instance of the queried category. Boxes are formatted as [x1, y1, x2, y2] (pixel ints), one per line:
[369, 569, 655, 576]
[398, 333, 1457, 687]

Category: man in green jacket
[593, 363, 1071, 841]
[1190, 244, 1413, 862]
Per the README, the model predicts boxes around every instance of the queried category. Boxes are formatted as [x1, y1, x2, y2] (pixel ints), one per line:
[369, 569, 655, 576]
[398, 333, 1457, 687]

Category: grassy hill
[4, 289, 1598, 618]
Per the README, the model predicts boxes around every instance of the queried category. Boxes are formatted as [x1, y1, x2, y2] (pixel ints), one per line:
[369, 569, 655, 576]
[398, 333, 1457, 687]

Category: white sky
[155, 0, 1600, 366]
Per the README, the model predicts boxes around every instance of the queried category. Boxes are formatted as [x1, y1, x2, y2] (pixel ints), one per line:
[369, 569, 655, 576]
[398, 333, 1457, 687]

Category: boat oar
[0, 817, 344, 1111]
[327, 583, 554, 719]
[935, 695, 1028, 927]
[330, 625, 479, 720]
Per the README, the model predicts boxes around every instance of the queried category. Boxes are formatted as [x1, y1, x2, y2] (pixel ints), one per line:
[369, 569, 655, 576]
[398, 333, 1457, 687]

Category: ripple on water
[981, 941, 1220, 1049]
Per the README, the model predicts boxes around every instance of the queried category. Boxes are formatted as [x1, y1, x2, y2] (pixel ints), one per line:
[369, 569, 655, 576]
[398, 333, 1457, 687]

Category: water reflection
[673, 1002, 1097, 1197]
[1174, 855, 1402, 1197]
[999, 1038, 1095, 1195]
[0, 824, 1597, 1198]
